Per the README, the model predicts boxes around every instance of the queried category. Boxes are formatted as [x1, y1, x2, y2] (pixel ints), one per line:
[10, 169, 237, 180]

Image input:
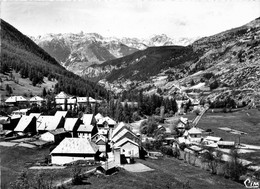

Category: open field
[69, 157, 244, 189]
[0, 145, 96, 188]
[0, 72, 56, 100]
[197, 109, 260, 145]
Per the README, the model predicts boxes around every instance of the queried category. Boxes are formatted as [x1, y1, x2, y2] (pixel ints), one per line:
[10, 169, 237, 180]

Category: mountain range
[31, 33, 197, 75]
[84, 18, 260, 105]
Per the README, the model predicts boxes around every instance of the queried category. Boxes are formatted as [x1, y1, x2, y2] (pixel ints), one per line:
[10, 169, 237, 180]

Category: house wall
[78, 132, 91, 139]
[98, 144, 106, 152]
[40, 132, 55, 142]
[120, 142, 139, 158]
[51, 155, 95, 165]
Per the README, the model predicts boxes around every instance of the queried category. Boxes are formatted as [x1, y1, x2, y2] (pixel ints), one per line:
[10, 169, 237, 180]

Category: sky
[1, 0, 260, 39]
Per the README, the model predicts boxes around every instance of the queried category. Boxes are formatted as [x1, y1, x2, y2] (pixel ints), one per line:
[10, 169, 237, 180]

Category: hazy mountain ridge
[84, 18, 260, 104]
[32, 33, 197, 75]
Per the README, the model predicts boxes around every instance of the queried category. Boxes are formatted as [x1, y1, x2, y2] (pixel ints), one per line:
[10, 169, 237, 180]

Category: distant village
[0, 91, 258, 186]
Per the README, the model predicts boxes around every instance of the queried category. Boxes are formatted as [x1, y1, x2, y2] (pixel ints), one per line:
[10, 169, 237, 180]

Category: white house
[114, 138, 140, 158]
[40, 128, 70, 143]
[55, 91, 70, 110]
[5, 96, 28, 106]
[95, 135, 107, 153]
[77, 124, 98, 139]
[187, 127, 203, 143]
[50, 138, 99, 165]
[29, 96, 44, 106]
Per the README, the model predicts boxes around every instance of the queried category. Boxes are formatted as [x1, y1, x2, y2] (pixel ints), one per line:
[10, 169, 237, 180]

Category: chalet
[14, 115, 37, 135]
[50, 138, 100, 165]
[77, 124, 98, 139]
[187, 127, 203, 143]
[95, 135, 107, 153]
[76, 97, 97, 108]
[111, 128, 140, 144]
[176, 117, 188, 132]
[97, 116, 116, 129]
[40, 128, 71, 143]
[11, 109, 30, 118]
[67, 97, 77, 110]
[29, 96, 44, 106]
[111, 122, 127, 139]
[114, 138, 140, 159]
[64, 118, 81, 137]
[5, 96, 28, 106]
[55, 91, 70, 110]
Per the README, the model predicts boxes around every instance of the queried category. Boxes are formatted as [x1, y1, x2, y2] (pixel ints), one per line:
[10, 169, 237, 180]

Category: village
[1, 91, 260, 188]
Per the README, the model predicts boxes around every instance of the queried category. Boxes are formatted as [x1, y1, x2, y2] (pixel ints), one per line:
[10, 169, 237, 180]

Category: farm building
[14, 115, 37, 135]
[5, 96, 28, 106]
[114, 138, 140, 159]
[64, 118, 81, 137]
[50, 138, 100, 165]
[29, 96, 45, 106]
[40, 128, 71, 143]
[77, 124, 98, 139]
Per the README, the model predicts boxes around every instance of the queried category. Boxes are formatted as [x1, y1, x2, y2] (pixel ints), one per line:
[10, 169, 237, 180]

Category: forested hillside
[0, 19, 108, 98]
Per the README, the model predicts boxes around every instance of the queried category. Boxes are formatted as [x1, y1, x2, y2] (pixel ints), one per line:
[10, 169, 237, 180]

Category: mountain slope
[0, 19, 107, 98]
[84, 18, 260, 104]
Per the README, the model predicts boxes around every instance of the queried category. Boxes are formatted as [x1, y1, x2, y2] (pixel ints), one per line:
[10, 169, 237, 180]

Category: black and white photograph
[1, 0, 260, 188]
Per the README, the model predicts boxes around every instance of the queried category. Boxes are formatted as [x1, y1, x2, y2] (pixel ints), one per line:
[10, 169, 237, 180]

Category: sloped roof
[29, 96, 44, 102]
[55, 111, 68, 118]
[88, 97, 96, 103]
[179, 117, 188, 124]
[204, 136, 223, 142]
[6, 96, 27, 103]
[96, 135, 107, 144]
[64, 118, 79, 131]
[111, 128, 138, 143]
[95, 113, 104, 121]
[55, 91, 69, 99]
[97, 116, 116, 125]
[98, 129, 109, 135]
[14, 115, 35, 132]
[29, 113, 41, 119]
[111, 122, 126, 138]
[50, 138, 99, 154]
[81, 114, 94, 125]
[114, 138, 139, 148]
[37, 115, 62, 131]
[188, 127, 202, 134]
[77, 124, 94, 132]
[49, 128, 67, 135]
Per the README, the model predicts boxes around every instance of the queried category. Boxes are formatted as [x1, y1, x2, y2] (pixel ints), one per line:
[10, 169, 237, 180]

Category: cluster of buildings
[2, 108, 141, 165]
[4, 91, 98, 110]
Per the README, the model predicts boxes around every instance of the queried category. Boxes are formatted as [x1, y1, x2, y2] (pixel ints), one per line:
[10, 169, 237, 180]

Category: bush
[160, 146, 174, 156]
[71, 167, 83, 185]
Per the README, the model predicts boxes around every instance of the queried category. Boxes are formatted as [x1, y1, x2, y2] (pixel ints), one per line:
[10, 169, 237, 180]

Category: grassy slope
[197, 109, 260, 145]
[0, 72, 56, 100]
[0, 145, 96, 188]
[70, 158, 244, 189]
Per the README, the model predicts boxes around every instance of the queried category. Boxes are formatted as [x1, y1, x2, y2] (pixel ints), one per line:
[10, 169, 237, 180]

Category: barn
[50, 138, 100, 165]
